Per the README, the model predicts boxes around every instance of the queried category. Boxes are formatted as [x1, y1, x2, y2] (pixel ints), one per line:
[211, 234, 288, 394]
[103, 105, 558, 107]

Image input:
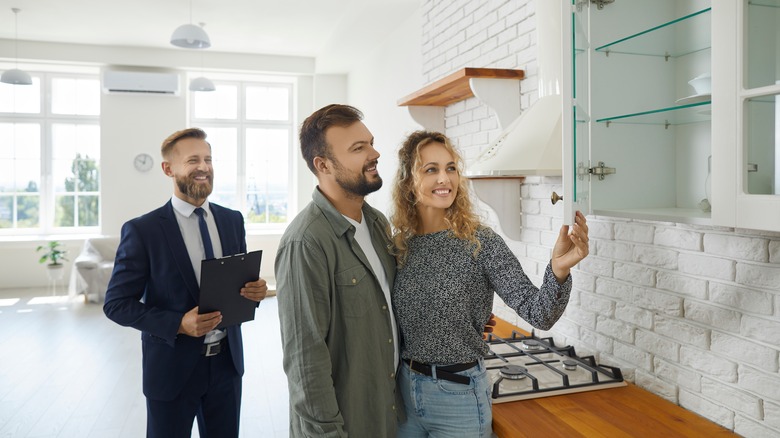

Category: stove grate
[484, 330, 625, 402]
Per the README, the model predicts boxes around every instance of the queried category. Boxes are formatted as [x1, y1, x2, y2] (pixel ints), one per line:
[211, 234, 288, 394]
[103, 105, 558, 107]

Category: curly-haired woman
[390, 130, 589, 437]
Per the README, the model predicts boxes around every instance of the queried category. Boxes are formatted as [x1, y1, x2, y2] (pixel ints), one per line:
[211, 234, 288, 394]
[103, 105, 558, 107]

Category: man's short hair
[161, 128, 208, 158]
[299, 104, 363, 174]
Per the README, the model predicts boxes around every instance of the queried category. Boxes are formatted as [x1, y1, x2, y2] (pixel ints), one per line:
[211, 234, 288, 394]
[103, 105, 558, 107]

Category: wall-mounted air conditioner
[102, 70, 180, 95]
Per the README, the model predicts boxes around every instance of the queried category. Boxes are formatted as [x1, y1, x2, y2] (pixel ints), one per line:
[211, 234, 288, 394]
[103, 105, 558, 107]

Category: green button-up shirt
[275, 188, 402, 438]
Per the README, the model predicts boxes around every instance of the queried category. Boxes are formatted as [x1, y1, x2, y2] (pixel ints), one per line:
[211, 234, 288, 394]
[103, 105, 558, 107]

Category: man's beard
[176, 172, 213, 201]
[332, 159, 382, 197]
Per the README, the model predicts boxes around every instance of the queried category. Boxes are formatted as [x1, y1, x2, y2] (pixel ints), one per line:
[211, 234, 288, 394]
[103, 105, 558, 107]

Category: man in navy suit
[104, 128, 268, 438]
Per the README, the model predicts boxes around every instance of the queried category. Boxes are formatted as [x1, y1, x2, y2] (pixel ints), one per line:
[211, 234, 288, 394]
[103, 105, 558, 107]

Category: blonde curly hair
[391, 131, 482, 266]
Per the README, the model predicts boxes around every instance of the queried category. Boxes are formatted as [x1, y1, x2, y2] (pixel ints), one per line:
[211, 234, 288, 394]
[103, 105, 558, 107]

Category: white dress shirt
[171, 196, 225, 343]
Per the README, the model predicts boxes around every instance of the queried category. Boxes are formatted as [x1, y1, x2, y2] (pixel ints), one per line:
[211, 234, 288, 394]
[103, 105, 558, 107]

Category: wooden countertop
[491, 318, 737, 437]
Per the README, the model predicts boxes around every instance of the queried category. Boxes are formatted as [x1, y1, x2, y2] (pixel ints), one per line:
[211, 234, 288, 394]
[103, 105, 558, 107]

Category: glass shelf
[748, 0, 780, 8]
[594, 208, 711, 225]
[575, 103, 590, 124]
[574, 13, 588, 54]
[596, 100, 711, 126]
[595, 8, 711, 58]
[749, 95, 777, 104]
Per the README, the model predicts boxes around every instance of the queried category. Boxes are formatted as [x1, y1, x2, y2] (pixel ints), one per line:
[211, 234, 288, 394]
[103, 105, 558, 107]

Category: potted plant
[37, 240, 68, 281]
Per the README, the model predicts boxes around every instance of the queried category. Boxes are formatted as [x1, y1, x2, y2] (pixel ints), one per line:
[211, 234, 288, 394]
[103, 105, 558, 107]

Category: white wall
[420, 1, 780, 437]
[0, 240, 83, 290]
[100, 85, 186, 236]
[346, 10, 426, 213]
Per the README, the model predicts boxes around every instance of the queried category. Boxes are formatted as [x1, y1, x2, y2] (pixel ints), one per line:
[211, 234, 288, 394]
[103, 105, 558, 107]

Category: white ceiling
[0, 0, 420, 73]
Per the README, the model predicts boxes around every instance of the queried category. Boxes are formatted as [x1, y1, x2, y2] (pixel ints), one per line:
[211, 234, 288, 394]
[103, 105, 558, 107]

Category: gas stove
[484, 330, 626, 403]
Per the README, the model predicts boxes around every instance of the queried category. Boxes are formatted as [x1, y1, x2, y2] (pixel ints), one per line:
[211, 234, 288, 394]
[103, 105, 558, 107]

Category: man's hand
[178, 306, 221, 337]
[483, 313, 497, 340]
[240, 277, 268, 303]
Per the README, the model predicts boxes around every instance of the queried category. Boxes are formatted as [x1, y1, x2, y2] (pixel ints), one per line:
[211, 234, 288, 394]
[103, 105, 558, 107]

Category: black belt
[403, 358, 477, 385]
[201, 338, 227, 357]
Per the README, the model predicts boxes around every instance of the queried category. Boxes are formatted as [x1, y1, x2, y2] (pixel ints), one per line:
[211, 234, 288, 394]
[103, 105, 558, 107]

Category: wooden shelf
[398, 67, 525, 106]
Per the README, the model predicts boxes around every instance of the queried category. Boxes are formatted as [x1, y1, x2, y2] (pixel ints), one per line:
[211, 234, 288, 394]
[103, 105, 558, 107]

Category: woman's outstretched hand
[551, 211, 589, 283]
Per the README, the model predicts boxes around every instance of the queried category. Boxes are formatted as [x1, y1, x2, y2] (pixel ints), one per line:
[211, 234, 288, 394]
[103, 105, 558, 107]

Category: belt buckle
[409, 360, 429, 376]
[204, 341, 221, 357]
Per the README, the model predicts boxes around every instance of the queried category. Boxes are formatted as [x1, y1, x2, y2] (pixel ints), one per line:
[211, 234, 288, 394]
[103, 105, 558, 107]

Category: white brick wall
[681, 345, 742, 383]
[711, 332, 778, 372]
[740, 366, 780, 402]
[656, 271, 708, 299]
[764, 401, 780, 430]
[421, 1, 780, 435]
[655, 227, 703, 251]
[654, 358, 702, 392]
[709, 282, 773, 315]
[635, 369, 677, 402]
[679, 388, 736, 430]
[655, 315, 710, 349]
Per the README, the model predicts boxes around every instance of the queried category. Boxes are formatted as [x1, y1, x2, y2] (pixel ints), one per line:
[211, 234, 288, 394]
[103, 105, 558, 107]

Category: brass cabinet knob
[551, 191, 563, 205]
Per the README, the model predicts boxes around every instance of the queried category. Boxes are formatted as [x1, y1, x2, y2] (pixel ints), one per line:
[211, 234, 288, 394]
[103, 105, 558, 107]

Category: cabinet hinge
[580, 162, 616, 181]
[591, 0, 615, 10]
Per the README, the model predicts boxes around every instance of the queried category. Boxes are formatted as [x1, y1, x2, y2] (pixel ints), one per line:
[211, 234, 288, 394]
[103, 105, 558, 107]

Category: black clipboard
[199, 250, 262, 329]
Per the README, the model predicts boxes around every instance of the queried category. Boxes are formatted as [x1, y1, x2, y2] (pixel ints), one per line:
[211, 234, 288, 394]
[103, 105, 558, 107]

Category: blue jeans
[397, 359, 493, 438]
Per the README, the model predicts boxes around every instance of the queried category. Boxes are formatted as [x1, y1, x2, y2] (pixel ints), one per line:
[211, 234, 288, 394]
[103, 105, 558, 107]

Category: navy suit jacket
[104, 200, 247, 401]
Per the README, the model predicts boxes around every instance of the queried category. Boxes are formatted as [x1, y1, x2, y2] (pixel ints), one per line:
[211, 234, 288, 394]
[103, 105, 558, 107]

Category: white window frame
[0, 71, 101, 236]
[188, 74, 296, 233]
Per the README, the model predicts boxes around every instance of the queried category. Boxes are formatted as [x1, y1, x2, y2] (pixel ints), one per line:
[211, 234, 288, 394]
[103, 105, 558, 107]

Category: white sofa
[71, 237, 119, 303]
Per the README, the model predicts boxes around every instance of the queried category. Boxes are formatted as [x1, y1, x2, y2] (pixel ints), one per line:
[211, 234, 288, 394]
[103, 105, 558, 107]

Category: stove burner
[485, 330, 626, 403]
[499, 365, 528, 380]
[521, 339, 542, 350]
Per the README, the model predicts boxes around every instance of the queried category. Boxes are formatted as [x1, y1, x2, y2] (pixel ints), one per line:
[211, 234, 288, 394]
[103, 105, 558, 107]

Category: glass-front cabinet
[563, 0, 780, 232]
[716, 0, 780, 231]
[562, 0, 713, 225]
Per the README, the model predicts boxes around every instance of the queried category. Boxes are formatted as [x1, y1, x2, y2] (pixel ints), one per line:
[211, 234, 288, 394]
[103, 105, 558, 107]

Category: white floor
[0, 287, 289, 438]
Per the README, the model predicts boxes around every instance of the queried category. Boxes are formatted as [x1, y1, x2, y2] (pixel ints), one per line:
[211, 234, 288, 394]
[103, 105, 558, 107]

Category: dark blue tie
[194, 207, 215, 260]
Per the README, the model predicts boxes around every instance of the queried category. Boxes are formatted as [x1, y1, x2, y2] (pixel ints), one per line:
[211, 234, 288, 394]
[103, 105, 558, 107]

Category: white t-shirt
[344, 214, 399, 368]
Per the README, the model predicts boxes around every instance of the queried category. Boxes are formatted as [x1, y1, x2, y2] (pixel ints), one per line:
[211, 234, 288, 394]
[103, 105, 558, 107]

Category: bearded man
[275, 104, 403, 437]
[104, 128, 268, 438]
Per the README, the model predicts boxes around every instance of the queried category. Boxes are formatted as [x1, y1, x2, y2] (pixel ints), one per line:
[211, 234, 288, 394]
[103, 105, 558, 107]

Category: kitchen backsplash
[421, 1, 780, 436]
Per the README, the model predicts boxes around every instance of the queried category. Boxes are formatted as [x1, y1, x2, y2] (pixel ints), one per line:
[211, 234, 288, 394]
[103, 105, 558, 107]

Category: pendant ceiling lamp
[1, 8, 32, 85]
[170, 0, 211, 49]
[189, 24, 215, 92]
[190, 76, 215, 92]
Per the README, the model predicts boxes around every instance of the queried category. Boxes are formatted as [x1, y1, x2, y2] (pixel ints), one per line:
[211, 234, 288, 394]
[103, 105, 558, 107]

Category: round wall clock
[134, 153, 154, 172]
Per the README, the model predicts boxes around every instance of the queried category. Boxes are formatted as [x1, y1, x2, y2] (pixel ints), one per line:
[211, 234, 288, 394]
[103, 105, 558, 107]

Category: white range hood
[466, 0, 563, 178]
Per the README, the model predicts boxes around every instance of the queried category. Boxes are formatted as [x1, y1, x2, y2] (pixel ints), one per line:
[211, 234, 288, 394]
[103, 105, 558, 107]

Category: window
[0, 73, 100, 235]
[190, 76, 295, 230]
